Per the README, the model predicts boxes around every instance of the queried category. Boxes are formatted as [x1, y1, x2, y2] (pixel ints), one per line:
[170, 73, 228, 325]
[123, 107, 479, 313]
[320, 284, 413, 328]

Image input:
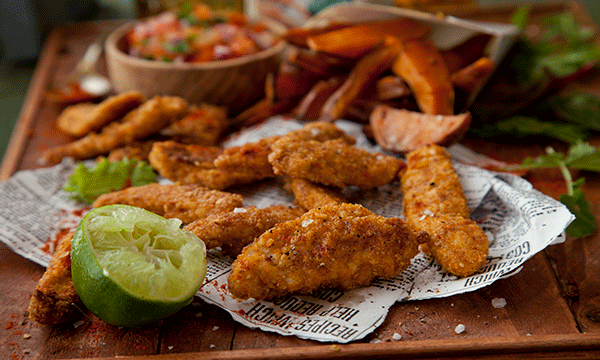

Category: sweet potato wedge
[440, 33, 492, 73]
[369, 105, 471, 154]
[284, 22, 349, 48]
[393, 38, 454, 115]
[451, 57, 495, 94]
[319, 37, 402, 122]
[307, 18, 429, 59]
[377, 75, 412, 100]
[295, 77, 343, 121]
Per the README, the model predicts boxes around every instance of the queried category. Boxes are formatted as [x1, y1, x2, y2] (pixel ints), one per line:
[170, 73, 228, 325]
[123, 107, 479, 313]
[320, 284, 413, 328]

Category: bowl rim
[105, 21, 286, 70]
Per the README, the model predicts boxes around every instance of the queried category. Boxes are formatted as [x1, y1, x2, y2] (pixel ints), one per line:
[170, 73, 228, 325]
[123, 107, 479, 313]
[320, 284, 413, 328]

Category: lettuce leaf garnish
[63, 158, 157, 204]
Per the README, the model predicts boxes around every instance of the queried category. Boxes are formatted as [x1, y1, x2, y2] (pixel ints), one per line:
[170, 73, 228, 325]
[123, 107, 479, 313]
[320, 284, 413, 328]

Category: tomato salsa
[126, 2, 278, 63]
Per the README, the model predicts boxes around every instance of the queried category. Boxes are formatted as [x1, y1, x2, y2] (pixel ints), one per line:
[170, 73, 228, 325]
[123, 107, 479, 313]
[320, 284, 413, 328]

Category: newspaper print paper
[0, 118, 574, 343]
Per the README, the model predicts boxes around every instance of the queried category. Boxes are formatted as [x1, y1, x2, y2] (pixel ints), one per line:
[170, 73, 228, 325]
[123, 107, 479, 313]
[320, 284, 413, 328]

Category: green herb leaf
[508, 10, 600, 86]
[565, 141, 600, 171]
[63, 158, 157, 204]
[541, 13, 596, 45]
[511, 6, 530, 29]
[473, 116, 589, 143]
[560, 181, 597, 238]
[164, 40, 190, 54]
[502, 142, 599, 237]
[550, 91, 600, 131]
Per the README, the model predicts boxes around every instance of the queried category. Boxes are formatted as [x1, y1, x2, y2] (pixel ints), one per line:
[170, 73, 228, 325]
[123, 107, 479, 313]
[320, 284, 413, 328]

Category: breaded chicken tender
[107, 141, 155, 162]
[269, 138, 404, 189]
[228, 203, 420, 300]
[92, 183, 243, 224]
[401, 144, 469, 219]
[401, 144, 488, 277]
[41, 96, 188, 164]
[28, 231, 82, 325]
[148, 140, 222, 179]
[285, 177, 345, 210]
[284, 121, 356, 144]
[148, 140, 262, 190]
[160, 104, 228, 145]
[213, 136, 280, 181]
[57, 92, 145, 137]
[184, 205, 305, 256]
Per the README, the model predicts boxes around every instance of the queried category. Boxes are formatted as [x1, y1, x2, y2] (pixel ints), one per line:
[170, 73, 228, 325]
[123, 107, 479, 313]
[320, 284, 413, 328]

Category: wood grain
[68, 333, 600, 360]
[0, 2, 599, 359]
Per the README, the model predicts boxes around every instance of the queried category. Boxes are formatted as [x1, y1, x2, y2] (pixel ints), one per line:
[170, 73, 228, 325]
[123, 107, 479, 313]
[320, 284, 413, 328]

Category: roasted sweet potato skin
[393, 39, 455, 115]
[369, 105, 471, 154]
[307, 18, 430, 59]
[319, 37, 402, 122]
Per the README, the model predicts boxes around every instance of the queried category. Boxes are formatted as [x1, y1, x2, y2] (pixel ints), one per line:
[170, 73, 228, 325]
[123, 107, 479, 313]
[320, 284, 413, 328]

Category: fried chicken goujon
[228, 203, 420, 300]
[268, 138, 404, 189]
[401, 144, 488, 277]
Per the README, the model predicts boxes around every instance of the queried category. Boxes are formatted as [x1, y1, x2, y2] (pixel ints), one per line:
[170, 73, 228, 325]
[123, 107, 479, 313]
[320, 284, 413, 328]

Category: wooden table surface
[1, 2, 600, 359]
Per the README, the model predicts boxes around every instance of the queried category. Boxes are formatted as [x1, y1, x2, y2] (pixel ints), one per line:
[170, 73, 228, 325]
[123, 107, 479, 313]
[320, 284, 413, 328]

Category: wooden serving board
[1, 2, 599, 359]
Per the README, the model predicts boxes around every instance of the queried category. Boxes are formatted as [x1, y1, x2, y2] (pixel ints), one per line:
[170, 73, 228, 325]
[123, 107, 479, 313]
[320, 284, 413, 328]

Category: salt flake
[302, 219, 314, 227]
[492, 298, 506, 308]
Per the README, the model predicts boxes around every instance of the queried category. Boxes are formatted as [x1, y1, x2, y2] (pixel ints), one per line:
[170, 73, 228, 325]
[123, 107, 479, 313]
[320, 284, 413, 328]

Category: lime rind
[72, 205, 207, 326]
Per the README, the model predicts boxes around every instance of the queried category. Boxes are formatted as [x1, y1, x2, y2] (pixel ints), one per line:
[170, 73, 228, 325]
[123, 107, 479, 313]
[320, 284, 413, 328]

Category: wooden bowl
[105, 21, 286, 114]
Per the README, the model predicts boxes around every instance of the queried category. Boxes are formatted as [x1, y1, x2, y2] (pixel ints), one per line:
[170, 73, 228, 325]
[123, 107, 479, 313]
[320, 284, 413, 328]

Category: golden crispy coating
[400, 144, 488, 277]
[285, 177, 345, 210]
[269, 138, 404, 189]
[184, 205, 305, 256]
[107, 141, 155, 162]
[28, 231, 82, 325]
[212, 122, 355, 183]
[228, 203, 419, 300]
[148, 140, 222, 180]
[92, 183, 243, 224]
[284, 121, 356, 144]
[57, 92, 145, 137]
[147, 140, 264, 190]
[213, 136, 280, 181]
[413, 214, 488, 277]
[41, 96, 188, 164]
[401, 144, 469, 218]
[160, 104, 228, 145]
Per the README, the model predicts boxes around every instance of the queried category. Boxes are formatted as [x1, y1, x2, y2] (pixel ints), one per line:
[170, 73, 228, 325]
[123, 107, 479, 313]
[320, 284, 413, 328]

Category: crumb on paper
[23, 333, 31, 339]
[370, 338, 383, 344]
[210, 344, 216, 349]
[492, 297, 507, 308]
[212, 326, 219, 331]
[168, 346, 173, 350]
[392, 333, 402, 341]
[330, 344, 340, 351]
[454, 324, 465, 334]
[195, 312, 203, 318]
[233, 207, 247, 213]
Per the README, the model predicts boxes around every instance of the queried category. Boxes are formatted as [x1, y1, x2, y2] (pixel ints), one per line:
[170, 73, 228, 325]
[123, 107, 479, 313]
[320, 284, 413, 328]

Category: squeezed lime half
[71, 205, 207, 327]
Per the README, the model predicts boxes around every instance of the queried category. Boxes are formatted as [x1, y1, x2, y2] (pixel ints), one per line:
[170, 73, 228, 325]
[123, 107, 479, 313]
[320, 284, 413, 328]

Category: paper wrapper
[0, 118, 573, 343]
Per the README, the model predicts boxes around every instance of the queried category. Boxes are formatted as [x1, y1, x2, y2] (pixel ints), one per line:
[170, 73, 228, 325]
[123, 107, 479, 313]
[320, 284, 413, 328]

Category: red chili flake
[13, 330, 22, 335]
[5, 321, 13, 330]
[72, 207, 90, 217]
[41, 228, 72, 254]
